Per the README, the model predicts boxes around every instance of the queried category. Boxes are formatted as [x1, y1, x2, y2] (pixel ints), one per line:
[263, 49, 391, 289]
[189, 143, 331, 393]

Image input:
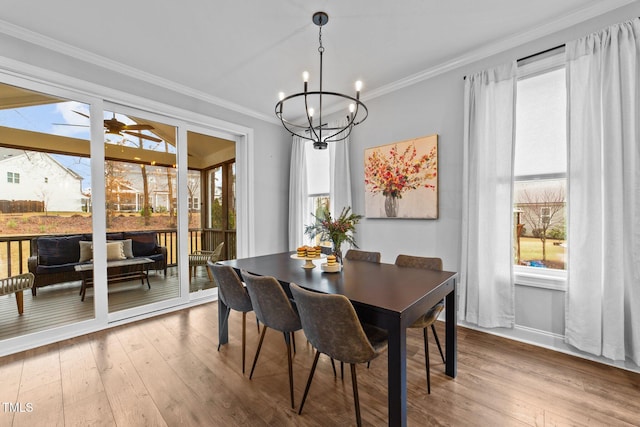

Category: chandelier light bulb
[349, 103, 356, 113]
[302, 71, 310, 83]
[355, 80, 363, 92]
[278, 92, 285, 101]
[308, 107, 315, 117]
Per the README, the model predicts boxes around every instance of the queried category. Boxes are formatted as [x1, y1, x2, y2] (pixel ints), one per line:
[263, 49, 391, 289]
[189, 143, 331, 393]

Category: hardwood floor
[1, 302, 639, 426]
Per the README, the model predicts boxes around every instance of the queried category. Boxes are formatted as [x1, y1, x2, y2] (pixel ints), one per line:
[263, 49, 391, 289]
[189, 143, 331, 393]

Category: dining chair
[208, 262, 254, 374]
[241, 270, 302, 409]
[290, 282, 388, 427]
[395, 254, 445, 394]
[344, 249, 381, 263]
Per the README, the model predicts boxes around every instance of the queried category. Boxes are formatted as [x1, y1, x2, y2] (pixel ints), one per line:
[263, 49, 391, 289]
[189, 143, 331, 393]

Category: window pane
[514, 67, 567, 270]
[514, 179, 566, 269]
[515, 68, 566, 177]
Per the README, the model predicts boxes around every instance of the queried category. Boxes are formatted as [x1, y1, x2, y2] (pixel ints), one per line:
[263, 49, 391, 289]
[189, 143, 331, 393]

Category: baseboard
[458, 320, 640, 374]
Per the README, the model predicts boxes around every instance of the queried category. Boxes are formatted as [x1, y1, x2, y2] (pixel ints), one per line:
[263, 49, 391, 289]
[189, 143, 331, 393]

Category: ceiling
[0, 1, 635, 123]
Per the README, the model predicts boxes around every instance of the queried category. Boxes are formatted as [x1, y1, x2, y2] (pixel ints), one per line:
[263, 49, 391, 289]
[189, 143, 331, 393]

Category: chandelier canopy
[275, 12, 368, 150]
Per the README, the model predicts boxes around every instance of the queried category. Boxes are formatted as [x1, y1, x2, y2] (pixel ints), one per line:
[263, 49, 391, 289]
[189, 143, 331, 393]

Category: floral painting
[364, 134, 438, 219]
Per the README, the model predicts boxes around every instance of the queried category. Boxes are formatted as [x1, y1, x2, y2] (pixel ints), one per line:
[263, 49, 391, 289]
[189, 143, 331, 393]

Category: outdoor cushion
[123, 232, 158, 256]
[38, 235, 83, 266]
[35, 262, 79, 274]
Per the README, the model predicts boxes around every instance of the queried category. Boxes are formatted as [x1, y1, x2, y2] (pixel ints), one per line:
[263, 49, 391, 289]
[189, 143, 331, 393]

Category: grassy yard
[518, 236, 565, 269]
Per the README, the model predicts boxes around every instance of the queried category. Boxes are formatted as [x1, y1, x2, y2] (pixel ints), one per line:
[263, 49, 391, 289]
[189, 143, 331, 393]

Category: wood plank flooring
[1, 302, 639, 426]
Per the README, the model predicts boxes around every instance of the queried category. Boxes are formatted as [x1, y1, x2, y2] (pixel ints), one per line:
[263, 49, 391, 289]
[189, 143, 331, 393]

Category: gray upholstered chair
[241, 270, 302, 409]
[344, 249, 381, 263]
[208, 262, 254, 373]
[395, 254, 445, 393]
[290, 283, 388, 427]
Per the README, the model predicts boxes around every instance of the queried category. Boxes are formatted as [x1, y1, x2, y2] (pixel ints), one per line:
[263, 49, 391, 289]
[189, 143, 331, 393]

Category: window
[7, 172, 20, 184]
[305, 141, 330, 246]
[514, 52, 567, 275]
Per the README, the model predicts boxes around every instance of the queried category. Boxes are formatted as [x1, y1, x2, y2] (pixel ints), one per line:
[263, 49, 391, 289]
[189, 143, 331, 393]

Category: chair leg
[350, 364, 362, 427]
[423, 327, 431, 394]
[217, 307, 231, 351]
[249, 326, 268, 380]
[284, 332, 295, 409]
[431, 323, 445, 363]
[330, 358, 337, 377]
[15, 290, 24, 315]
[291, 331, 296, 354]
[241, 312, 247, 374]
[299, 350, 321, 415]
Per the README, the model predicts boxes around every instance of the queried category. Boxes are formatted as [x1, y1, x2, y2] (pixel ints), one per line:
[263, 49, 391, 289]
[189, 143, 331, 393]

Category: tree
[515, 184, 565, 262]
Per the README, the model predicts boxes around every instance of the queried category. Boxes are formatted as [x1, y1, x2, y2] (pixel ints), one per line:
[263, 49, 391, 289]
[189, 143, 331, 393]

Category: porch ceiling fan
[56, 111, 163, 142]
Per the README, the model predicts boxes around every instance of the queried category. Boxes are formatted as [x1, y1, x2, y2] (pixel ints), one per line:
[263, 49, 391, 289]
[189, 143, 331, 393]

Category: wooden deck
[0, 266, 216, 342]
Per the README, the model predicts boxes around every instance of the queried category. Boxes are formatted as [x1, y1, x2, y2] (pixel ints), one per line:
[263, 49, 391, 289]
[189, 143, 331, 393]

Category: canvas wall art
[364, 134, 438, 219]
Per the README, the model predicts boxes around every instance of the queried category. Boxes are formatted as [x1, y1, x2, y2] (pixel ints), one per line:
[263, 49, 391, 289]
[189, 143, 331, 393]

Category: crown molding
[363, 0, 638, 101]
[0, 19, 278, 125]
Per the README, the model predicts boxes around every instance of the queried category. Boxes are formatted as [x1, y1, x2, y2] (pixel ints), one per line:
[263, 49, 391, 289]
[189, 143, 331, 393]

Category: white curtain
[460, 62, 517, 328]
[565, 19, 640, 363]
[328, 118, 353, 217]
[288, 135, 309, 250]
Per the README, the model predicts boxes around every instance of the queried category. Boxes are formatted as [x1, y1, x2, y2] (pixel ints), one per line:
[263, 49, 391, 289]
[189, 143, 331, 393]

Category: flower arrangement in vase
[304, 206, 363, 264]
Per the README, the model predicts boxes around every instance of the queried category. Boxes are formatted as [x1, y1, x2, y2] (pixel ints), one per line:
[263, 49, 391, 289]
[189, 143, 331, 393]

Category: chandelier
[275, 12, 368, 150]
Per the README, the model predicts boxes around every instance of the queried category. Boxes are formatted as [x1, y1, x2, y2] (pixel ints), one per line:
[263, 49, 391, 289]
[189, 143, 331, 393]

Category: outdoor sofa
[28, 231, 167, 295]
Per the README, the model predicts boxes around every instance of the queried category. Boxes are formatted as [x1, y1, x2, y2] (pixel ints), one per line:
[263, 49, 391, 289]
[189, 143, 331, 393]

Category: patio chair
[189, 242, 224, 282]
[344, 249, 381, 263]
[1, 273, 35, 315]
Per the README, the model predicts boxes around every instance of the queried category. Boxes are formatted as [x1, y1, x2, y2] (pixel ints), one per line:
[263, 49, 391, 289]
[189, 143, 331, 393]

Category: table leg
[387, 319, 407, 427]
[218, 297, 229, 346]
[144, 264, 151, 289]
[445, 278, 457, 378]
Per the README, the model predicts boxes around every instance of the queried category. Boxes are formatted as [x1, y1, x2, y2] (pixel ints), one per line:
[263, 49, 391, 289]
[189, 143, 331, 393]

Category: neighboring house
[0, 148, 84, 212]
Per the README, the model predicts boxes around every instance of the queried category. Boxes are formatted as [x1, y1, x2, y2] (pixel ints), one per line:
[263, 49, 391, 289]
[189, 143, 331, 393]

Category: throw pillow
[107, 239, 134, 259]
[79, 241, 93, 263]
[106, 241, 126, 261]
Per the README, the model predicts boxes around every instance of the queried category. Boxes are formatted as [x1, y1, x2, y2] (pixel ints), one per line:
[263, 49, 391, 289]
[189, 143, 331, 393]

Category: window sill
[514, 266, 567, 291]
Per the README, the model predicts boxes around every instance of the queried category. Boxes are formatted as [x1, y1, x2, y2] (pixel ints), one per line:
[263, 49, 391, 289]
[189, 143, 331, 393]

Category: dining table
[218, 252, 457, 427]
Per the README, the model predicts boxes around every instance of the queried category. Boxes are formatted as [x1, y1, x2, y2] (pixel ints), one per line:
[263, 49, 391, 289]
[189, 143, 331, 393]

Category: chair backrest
[207, 262, 252, 313]
[394, 255, 442, 271]
[210, 242, 225, 262]
[290, 283, 377, 365]
[344, 249, 381, 263]
[241, 270, 301, 333]
[395, 255, 445, 317]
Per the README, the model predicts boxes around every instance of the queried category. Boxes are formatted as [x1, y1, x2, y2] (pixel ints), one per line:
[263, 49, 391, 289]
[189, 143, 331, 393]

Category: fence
[0, 200, 44, 214]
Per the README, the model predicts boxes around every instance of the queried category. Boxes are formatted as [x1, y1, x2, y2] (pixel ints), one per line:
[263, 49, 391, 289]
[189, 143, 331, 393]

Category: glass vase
[385, 194, 399, 217]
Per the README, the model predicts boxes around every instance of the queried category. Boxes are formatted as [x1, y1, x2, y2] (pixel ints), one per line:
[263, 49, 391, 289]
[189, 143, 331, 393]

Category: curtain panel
[288, 136, 309, 250]
[460, 62, 517, 328]
[565, 19, 640, 363]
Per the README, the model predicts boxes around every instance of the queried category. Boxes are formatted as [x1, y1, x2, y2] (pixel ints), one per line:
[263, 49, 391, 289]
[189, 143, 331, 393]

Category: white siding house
[0, 149, 84, 212]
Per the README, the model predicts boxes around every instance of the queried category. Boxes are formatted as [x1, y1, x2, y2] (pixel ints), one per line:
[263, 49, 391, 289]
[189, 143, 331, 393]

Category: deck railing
[0, 229, 236, 278]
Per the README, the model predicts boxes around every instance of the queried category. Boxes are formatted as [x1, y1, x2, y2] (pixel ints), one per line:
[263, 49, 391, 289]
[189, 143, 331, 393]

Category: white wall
[347, 3, 640, 371]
